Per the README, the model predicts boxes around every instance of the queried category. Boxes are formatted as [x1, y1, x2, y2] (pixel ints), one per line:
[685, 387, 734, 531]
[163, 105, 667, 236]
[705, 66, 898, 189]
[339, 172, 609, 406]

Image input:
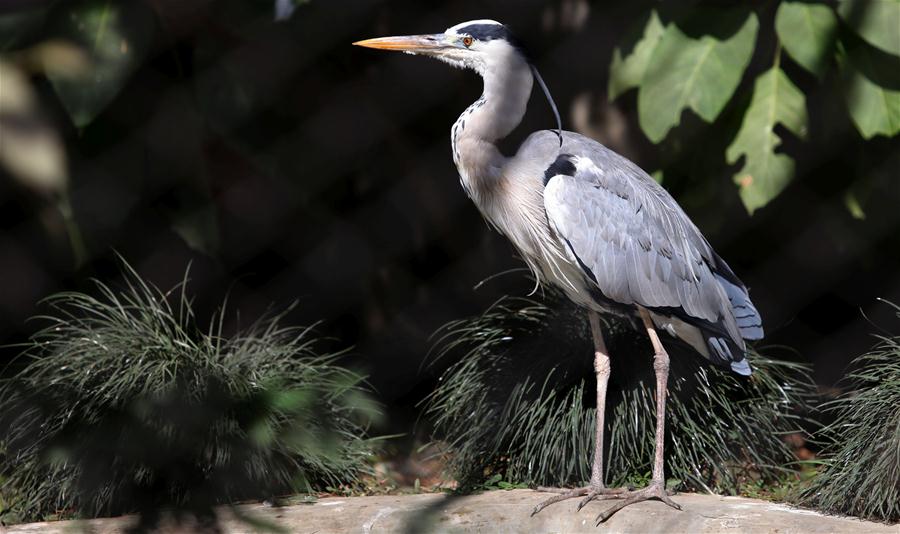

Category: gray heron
[354, 19, 763, 523]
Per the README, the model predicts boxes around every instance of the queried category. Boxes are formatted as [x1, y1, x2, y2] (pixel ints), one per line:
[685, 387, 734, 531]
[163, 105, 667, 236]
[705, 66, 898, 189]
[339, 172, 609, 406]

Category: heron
[354, 19, 763, 523]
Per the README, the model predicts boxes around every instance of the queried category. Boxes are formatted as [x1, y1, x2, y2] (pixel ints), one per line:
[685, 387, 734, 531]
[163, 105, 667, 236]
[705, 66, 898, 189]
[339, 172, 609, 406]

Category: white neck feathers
[451, 51, 533, 200]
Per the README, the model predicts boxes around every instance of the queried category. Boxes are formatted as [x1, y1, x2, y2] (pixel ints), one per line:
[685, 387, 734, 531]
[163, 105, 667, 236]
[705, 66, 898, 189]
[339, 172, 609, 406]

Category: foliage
[45, 1, 155, 129]
[836, 0, 900, 57]
[798, 302, 900, 523]
[775, 2, 837, 79]
[726, 66, 808, 213]
[609, 1, 900, 214]
[0, 261, 378, 527]
[424, 294, 814, 494]
[637, 8, 759, 144]
[0, 0, 299, 264]
[838, 37, 900, 139]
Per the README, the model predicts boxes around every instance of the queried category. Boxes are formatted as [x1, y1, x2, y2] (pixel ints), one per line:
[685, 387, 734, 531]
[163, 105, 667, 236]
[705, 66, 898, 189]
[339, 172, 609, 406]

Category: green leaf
[47, 1, 154, 128]
[608, 10, 665, 100]
[843, 188, 867, 219]
[838, 43, 900, 138]
[638, 11, 759, 142]
[170, 203, 221, 256]
[776, 1, 838, 79]
[837, 0, 900, 57]
[726, 67, 808, 214]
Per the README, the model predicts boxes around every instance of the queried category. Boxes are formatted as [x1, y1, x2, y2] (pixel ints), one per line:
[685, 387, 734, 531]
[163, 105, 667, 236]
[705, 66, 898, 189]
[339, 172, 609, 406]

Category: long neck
[452, 57, 533, 199]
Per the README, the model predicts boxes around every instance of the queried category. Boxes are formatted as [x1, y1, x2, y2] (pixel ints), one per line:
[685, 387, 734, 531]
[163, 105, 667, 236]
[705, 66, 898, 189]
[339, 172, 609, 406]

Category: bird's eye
[462, 36, 473, 47]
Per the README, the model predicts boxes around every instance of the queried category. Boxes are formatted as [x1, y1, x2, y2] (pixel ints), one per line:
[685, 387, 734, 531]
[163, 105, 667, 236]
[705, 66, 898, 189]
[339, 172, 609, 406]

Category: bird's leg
[591, 308, 682, 524]
[531, 311, 628, 516]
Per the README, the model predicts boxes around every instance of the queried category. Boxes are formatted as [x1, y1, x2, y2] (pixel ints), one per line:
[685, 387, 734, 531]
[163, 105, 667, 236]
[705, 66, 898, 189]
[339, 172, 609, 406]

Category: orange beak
[353, 34, 448, 53]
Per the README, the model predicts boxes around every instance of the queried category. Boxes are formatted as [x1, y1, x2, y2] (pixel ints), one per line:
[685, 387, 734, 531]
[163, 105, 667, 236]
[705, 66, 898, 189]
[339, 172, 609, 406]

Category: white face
[354, 19, 526, 76]
[431, 20, 523, 75]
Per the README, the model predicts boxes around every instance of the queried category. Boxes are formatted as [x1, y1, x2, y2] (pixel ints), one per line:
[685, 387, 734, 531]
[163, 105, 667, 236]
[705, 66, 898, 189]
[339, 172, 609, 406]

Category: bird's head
[354, 19, 563, 145]
[353, 19, 527, 76]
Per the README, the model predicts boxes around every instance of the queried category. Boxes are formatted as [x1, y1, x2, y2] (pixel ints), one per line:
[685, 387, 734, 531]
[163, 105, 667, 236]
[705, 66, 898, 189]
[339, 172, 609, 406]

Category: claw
[532, 485, 630, 516]
[575, 487, 630, 511]
[576, 491, 595, 511]
[593, 483, 681, 524]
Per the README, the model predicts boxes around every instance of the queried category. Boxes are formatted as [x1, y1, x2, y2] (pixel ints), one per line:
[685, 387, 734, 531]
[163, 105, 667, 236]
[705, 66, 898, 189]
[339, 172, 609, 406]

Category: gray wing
[541, 144, 756, 350]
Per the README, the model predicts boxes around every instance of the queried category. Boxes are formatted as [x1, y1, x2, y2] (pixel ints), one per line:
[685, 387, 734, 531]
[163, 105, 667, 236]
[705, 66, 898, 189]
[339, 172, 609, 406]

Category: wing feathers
[543, 151, 762, 371]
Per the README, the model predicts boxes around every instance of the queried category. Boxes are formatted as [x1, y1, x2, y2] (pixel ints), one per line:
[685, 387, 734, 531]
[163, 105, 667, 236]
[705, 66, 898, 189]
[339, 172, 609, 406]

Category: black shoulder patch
[543, 154, 576, 185]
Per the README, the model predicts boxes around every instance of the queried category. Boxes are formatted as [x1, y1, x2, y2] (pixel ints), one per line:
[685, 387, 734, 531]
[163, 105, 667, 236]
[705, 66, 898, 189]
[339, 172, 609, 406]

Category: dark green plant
[0, 262, 378, 527]
[798, 302, 900, 523]
[609, 1, 900, 214]
[424, 293, 814, 494]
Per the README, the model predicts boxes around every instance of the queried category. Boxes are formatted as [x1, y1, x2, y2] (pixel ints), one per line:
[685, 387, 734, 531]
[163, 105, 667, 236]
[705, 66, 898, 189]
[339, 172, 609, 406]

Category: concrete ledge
[7, 490, 897, 533]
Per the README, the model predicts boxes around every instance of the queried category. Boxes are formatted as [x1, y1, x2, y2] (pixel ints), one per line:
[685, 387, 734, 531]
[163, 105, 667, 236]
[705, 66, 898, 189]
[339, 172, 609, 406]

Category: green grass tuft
[0, 261, 378, 526]
[424, 293, 814, 494]
[798, 302, 900, 523]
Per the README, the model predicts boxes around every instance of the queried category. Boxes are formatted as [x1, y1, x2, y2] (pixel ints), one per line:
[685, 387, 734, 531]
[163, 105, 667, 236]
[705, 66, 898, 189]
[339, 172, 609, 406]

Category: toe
[576, 491, 596, 511]
[592, 484, 682, 524]
[531, 487, 590, 516]
[660, 494, 682, 511]
[535, 486, 569, 494]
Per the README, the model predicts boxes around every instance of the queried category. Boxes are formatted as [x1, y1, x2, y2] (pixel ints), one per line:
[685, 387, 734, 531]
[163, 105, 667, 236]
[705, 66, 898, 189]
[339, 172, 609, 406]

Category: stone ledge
[6, 490, 897, 533]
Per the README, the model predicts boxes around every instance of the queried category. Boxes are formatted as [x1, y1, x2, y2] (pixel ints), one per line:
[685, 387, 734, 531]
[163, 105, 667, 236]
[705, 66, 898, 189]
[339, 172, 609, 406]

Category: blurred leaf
[15, 40, 91, 78]
[844, 188, 867, 219]
[727, 67, 808, 214]
[607, 10, 665, 100]
[0, 60, 68, 195]
[170, 203, 221, 256]
[47, 0, 155, 128]
[776, 1, 838, 79]
[838, 44, 900, 138]
[840, 154, 893, 219]
[837, 0, 900, 57]
[638, 11, 758, 142]
[0, 61, 87, 266]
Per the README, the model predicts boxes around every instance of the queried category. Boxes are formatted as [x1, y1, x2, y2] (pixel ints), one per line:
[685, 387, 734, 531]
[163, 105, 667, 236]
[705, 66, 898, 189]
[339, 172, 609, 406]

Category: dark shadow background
[2, 0, 899, 441]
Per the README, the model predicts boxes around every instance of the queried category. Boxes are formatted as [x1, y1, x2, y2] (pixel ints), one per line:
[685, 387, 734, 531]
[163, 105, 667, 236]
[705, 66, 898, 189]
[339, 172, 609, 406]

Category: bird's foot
[593, 481, 681, 524]
[531, 485, 630, 516]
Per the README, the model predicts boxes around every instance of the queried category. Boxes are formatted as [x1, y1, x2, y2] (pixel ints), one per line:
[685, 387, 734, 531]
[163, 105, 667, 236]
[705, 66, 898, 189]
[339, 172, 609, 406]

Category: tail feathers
[715, 274, 764, 340]
[706, 333, 752, 376]
[730, 358, 752, 376]
[650, 312, 753, 376]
